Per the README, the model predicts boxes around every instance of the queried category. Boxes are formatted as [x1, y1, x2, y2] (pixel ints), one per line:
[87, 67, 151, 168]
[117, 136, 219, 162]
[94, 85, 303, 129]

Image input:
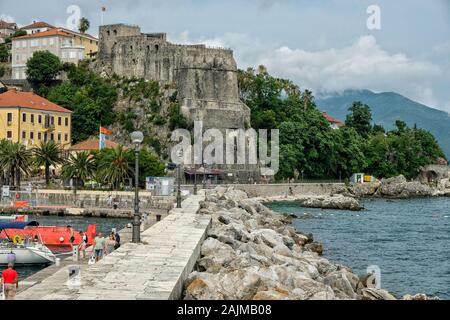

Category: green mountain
[316, 90, 450, 159]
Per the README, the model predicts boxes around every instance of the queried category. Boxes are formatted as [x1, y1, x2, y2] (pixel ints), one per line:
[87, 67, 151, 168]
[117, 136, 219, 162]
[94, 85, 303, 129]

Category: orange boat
[0, 224, 96, 248]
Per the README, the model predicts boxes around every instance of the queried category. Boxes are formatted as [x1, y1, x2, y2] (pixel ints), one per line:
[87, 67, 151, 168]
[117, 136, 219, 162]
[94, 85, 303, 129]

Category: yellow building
[0, 89, 72, 149]
[58, 27, 99, 58]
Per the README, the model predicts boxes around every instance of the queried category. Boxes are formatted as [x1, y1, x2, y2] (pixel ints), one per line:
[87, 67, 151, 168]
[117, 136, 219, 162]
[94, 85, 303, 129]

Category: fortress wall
[95, 24, 250, 130]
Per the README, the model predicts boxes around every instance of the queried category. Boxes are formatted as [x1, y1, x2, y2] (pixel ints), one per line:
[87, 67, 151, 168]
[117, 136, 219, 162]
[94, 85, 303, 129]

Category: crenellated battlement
[94, 24, 250, 130]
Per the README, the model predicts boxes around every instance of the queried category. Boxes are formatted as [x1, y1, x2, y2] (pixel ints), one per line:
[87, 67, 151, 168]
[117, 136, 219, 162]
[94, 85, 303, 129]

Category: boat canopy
[0, 221, 39, 231]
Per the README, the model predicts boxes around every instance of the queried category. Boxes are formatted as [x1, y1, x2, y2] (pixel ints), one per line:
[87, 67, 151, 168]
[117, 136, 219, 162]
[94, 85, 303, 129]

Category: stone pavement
[16, 192, 211, 300]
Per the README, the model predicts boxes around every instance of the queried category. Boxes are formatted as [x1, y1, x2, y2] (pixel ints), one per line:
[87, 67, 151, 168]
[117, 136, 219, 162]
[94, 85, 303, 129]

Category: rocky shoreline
[183, 187, 436, 300]
[255, 175, 450, 211]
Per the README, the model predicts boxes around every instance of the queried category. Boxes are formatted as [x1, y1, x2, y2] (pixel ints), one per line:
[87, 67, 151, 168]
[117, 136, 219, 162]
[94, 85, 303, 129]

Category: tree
[26, 51, 62, 85]
[61, 151, 96, 191]
[97, 146, 133, 190]
[136, 149, 166, 185]
[0, 44, 9, 63]
[0, 140, 32, 188]
[33, 141, 63, 186]
[45, 65, 118, 143]
[345, 102, 373, 138]
[78, 17, 90, 34]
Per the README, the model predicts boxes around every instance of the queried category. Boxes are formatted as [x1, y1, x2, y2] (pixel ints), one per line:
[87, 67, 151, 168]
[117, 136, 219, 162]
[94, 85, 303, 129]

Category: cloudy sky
[1, 0, 449, 111]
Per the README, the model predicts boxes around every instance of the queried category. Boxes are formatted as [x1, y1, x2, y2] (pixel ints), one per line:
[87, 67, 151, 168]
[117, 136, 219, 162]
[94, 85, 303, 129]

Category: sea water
[266, 197, 450, 299]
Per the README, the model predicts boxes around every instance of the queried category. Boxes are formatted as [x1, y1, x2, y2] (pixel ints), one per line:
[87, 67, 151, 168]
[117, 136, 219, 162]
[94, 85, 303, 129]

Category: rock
[253, 289, 292, 300]
[377, 175, 434, 198]
[348, 182, 381, 197]
[304, 242, 324, 256]
[302, 196, 362, 211]
[360, 288, 397, 300]
[323, 270, 358, 299]
[252, 229, 285, 248]
[273, 243, 293, 257]
[402, 294, 439, 300]
[185, 273, 224, 300]
[221, 189, 248, 202]
[198, 238, 237, 273]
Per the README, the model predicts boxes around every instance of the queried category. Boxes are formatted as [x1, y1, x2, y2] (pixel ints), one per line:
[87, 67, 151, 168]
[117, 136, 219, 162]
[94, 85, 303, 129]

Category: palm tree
[78, 17, 90, 34]
[0, 139, 10, 186]
[61, 152, 96, 191]
[33, 141, 63, 186]
[97, 146, 132, 190]
[0, 140, 32, 188]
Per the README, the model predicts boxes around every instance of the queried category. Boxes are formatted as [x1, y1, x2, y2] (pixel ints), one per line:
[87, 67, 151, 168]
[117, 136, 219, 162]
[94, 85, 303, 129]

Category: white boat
[0, 220, 55, 265]
[0, 243, 56, 265]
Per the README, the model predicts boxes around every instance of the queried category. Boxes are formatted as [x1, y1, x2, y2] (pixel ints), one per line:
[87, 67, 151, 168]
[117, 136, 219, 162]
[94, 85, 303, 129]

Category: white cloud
[258, 36, 442, 104]
[174, 32, 443, 107]
[0, 14, 15, 23]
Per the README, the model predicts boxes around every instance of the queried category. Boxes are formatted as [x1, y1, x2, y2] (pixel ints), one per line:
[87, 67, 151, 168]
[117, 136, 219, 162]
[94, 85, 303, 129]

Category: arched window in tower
[155, 44, 159, 52]
[113, 30, 117, 36]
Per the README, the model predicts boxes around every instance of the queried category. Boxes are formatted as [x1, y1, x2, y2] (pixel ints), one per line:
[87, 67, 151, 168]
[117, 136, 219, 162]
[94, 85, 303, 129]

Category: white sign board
[2, 186, 10, 198]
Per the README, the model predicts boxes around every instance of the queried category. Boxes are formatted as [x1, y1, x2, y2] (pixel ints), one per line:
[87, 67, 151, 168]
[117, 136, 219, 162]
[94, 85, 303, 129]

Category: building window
[64, 133, 68, 142]
[7, 113, 12, 123]
[49, 38, 54, 45]
[65, 117, 69, 126]
[30, 132, 34, 140]
[57, 133, 61, 142]
[31, 114, 35, 124]
[22, 113, 26, 122]
[6, 131, 12, 139]
[50, 133, 54, 141]
[51, 116, 54, 126]
[38, 115, 42, 124]
[58, 117, 62, 126]
[38, 132, 42, 140]
[22, 131, 26, 139]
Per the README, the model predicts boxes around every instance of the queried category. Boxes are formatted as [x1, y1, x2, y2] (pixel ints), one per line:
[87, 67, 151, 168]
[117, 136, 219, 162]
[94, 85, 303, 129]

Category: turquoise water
[4, 215, 128, 280]
[266, 198, 450, 299]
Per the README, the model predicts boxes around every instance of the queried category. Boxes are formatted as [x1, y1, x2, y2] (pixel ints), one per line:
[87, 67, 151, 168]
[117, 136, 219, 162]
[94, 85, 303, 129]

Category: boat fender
[12, 235, 23, 245]
[59, 237, 65, 243]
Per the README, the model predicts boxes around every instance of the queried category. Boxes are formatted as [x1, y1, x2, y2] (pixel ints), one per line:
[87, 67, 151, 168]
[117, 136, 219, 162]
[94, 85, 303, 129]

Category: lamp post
[176, 164, 182, 208]
[193, 165, 198, 195]
[131, 131, 144, 243]
[203, 162, 207, 190]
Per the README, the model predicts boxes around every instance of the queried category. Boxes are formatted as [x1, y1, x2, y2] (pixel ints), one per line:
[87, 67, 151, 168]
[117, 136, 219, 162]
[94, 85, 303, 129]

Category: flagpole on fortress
[101, 6, 106, 26]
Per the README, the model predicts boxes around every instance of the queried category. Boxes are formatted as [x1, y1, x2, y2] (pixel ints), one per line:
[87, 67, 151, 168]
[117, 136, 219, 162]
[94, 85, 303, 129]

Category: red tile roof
[70, 139, 120, 151]
[57, 27, 98, 41]
[15, 29, 72, 40]
[0, 20, 17, 29]
[21, 21, 54, 30]
[0, 90, 72, 113]
[322, 112, 344, 126]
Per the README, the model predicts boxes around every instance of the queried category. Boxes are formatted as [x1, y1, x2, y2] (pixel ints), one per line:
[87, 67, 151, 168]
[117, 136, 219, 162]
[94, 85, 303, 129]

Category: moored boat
[0, 223, 96, 248]
[0, 221, 56, 265]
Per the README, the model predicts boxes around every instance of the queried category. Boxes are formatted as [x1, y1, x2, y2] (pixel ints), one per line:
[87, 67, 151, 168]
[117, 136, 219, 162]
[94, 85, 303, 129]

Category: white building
[11, 29, 85, 80]
[21, 21, 54, 35]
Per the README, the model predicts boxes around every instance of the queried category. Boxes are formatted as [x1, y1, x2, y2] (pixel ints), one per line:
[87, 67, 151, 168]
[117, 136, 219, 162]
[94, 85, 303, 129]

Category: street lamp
[176, 164, 182, 208]
[203, 162, 207, 190]
[193, 165, 198, 195]
[131, 131, 144, 243]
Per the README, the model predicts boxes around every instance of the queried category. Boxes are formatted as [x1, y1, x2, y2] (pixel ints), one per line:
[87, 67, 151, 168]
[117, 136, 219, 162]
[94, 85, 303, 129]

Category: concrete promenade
[16, 192, 211, 300]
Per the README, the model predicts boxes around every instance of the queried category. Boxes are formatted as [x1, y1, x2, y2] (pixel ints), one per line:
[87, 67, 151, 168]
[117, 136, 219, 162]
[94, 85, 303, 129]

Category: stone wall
[93, 24, 250, 130]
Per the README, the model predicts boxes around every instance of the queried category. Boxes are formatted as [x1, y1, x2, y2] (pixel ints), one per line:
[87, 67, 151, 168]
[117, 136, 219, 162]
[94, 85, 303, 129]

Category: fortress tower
[94, 24, 250, 130]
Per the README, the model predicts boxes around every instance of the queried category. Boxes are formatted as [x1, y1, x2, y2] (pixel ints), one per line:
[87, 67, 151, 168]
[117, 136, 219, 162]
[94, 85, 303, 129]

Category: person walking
[105, 234, 116, 255]
[93, 233, 106, 262]
[1, 263, 19, 300]
[113, 231, 121, 250]
[78, 231, 88, 260]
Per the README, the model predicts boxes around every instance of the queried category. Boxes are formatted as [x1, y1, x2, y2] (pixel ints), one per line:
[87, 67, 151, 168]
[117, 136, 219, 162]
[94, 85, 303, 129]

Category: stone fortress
[93, 24, 250, 130]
